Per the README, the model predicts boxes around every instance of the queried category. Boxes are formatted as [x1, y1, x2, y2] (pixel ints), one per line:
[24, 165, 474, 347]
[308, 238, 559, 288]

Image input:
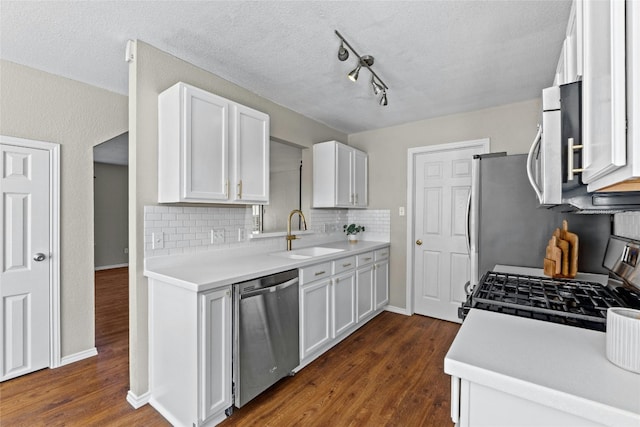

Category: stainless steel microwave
[526, 81, 640, 213]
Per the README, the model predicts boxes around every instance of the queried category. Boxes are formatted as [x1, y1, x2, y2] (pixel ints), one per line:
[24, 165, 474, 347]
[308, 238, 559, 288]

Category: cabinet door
[581, 0, 627, 184]
[335, 143, 353, 207]
[184, 85, 230, 201]
[374, 261, 389, 310]
[300, 278, 332, 360]
[356, 265, 375, 322]
[231, 104, 269, 203]
[200, 287, 232, 422]
[353, 149, 368, 207]
[332, 271, 356, 338]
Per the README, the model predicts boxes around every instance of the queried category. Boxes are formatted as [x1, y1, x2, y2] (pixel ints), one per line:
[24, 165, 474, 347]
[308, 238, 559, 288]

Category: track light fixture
[338, 42, 349, 61]
[335, 30, 389, 106]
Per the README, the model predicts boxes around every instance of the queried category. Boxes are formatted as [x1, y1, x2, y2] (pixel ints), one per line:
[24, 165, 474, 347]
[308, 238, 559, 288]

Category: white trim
[406, 139, 490, 316]
[384, 305, 411, 316]
[95, 263, 129, 271]
[0, 135, 61, 369]
[127, 390, 151, 409]
[59, 347, 98, 366]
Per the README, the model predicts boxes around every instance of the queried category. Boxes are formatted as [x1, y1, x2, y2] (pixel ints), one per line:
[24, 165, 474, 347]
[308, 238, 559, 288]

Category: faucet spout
[286, 209, 308, 251]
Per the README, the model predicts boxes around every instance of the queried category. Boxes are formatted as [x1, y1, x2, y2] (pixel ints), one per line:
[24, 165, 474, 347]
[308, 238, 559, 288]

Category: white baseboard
[127, 390, 151, 409]
[385, 305, 411, 316]
[59, 347, 98, 366]
[95, 263, 128, 271]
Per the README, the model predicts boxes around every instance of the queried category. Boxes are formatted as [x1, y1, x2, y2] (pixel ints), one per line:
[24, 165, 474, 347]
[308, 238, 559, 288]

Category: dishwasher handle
[239, 277, 299, 299]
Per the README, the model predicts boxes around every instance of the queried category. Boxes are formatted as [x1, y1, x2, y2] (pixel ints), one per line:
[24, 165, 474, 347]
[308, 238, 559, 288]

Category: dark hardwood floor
[0, 267, 168, 426]
[221, 311, 459, 427]
[0, 267, 460, 426]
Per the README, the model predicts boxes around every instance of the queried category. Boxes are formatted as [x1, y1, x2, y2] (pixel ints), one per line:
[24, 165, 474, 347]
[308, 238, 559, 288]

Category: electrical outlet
[210, 229, 225, 244]
[399, 206, 405, 217]
[152, 232, 164, 249]
[237, 228, 246, 242]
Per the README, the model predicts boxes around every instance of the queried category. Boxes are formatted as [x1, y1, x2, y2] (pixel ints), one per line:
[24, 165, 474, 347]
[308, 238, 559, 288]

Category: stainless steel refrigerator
[468, 153, 612, 287]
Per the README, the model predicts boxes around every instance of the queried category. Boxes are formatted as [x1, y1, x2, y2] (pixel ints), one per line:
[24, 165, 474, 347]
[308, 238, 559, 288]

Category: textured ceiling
[0, 0, 571, 134]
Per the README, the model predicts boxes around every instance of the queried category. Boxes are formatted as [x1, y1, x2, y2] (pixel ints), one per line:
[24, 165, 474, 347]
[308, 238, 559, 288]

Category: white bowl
[606, 307, 640, 374]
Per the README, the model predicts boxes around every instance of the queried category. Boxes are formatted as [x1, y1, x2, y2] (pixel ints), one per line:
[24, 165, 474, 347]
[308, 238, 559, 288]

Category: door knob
[416, 239, 423, 246]
[33, 253, 46, 262]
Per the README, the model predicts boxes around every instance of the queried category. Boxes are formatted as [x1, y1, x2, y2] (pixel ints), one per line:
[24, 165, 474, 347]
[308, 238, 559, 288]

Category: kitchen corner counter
[144, 240, 390, 292]
[444, 309, 640, 426]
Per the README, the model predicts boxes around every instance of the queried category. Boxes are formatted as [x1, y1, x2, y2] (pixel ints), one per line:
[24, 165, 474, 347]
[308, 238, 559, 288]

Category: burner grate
[471, 271, 625, 326]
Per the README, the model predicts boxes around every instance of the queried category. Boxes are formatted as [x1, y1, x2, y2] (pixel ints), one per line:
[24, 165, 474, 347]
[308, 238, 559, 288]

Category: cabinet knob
[416, 239, 423, 246]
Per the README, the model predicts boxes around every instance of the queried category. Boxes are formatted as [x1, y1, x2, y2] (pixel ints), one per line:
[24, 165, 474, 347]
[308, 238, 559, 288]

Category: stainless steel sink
[270, 246, 345, 259]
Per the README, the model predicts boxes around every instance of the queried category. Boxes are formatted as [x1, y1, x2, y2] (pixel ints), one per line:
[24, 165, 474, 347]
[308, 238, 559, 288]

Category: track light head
[348, 65, 361, 82]
[379, 91, 388, 106]
[338, 42, 349, 61]
[371, 76, 384, 95]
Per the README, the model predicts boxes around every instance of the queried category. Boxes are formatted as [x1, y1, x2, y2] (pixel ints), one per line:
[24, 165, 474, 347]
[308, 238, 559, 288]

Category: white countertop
[444, 309, 640, 426]
[144, 240, 390, 292]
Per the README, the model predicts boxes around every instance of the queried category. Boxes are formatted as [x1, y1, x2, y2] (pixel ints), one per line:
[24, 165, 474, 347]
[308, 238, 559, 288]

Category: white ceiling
[0, 0, 570, 134]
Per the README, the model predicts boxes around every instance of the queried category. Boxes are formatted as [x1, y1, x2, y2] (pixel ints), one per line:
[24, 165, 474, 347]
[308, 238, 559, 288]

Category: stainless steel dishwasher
[233, 268, 299, 408]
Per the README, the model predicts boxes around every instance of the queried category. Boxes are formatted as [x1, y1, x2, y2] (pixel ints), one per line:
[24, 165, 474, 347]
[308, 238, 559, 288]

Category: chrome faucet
[286, 209, 308, 251]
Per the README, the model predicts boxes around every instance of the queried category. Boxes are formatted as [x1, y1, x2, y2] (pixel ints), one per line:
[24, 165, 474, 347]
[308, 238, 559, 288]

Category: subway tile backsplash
[144, 206, 391, 258]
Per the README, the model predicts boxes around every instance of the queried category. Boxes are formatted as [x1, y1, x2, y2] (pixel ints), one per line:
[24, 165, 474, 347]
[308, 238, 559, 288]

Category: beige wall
[0, 60, 128, 357]
[348, 98, 541, 309]
[128, 40, 347, 396]
[94, 162, 129, 268]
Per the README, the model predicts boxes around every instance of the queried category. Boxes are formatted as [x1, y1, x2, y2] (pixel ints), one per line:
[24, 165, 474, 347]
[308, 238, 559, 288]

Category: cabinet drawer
[333, 256, 356, 275]
[299, 262, 331, 285]
[375, 248, 390, 261]
[357, 252, 374, 267]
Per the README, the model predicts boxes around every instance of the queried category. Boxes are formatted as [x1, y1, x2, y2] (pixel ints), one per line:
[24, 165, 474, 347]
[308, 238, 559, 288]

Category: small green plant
[343, 224, 365, 235]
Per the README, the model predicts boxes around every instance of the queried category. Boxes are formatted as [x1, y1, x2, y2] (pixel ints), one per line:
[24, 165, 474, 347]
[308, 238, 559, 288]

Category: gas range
[459, 270, 640, 331]
[459, 235, 640, 332]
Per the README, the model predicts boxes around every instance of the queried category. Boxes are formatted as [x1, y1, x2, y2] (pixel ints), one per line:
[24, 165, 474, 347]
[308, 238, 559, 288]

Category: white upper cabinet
[313, 140, 368, 208]
[554, 1, 583, 86]
[158, 82, 269, 203]
[581, 0, 628, 188]
[231, 103, 269, 203]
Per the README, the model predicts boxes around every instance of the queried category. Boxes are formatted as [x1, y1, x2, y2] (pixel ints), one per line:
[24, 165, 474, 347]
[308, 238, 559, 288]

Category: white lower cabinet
[332, 270, 356, 338]
[374, 249, 390, 310]
[148, 279, 232, 427]
[452, 377, 606, 427]
[299, 247, 390, 368]
[356, 252, 375, 322]
[300, 277, 332, 360]
[200, 288, 233, 422]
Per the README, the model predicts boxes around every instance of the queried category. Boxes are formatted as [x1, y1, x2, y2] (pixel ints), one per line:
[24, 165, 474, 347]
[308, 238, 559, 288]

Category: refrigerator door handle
[526, 125, 544, 203]
[465, 190, 471, 257]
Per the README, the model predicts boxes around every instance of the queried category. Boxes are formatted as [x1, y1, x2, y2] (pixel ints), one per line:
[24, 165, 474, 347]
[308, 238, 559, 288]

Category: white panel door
[412, 144, 485, 322]
[1, 143, 50, 381]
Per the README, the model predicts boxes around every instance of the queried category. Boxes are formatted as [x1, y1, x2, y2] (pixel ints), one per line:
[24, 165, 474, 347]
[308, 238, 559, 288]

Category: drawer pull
[363, 257, 372, 261]
[342, 263, 352, 267]
[314, 271, 326, 276]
